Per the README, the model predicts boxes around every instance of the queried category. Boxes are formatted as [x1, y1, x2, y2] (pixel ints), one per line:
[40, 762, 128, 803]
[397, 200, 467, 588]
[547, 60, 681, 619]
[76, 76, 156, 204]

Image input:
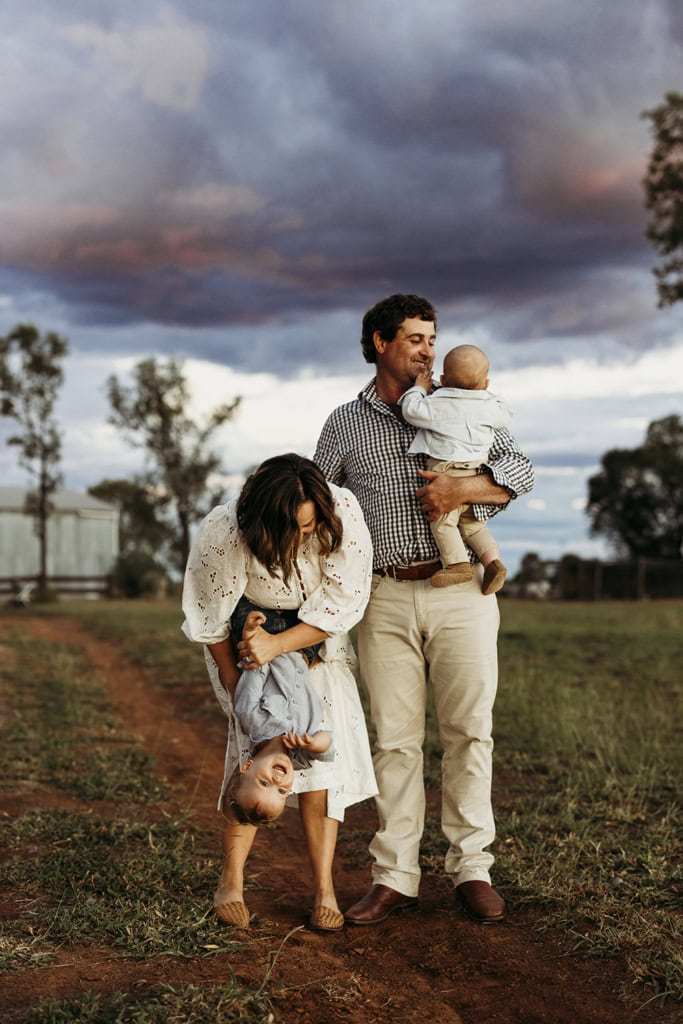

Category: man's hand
[416, 469, 511, 521]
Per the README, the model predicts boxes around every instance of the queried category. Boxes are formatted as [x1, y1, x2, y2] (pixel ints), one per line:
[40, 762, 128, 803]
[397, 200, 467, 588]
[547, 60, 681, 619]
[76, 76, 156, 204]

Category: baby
[228, 607, 334, 824]
[399, 344, 511, 595]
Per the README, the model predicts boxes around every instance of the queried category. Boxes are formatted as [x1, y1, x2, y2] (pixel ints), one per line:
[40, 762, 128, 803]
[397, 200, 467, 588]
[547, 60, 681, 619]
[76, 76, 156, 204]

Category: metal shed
[0, 486, 119, 597]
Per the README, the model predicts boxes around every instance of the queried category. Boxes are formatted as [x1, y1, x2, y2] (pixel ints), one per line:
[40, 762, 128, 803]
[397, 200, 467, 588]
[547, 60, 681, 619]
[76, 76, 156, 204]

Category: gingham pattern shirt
[314, 378, 534, 570]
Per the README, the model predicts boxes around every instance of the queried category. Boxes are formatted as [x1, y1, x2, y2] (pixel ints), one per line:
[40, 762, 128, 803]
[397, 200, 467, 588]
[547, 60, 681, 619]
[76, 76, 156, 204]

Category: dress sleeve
[298, 486, 373, 636]
[181, 501, 248, 644]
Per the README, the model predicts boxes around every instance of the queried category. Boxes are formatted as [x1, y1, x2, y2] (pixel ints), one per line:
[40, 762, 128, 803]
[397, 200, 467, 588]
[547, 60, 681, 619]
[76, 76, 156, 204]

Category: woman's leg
[214, 815, 257, 906]
[298, 789, 340, 912]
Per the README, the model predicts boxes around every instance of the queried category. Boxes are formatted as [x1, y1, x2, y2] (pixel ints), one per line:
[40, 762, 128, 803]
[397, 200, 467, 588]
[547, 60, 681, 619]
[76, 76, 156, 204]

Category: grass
[1, 597, 682, 1011]
[0, 629, 166, 802]
[421, 599, 683, 1004]
[0, 810, 245, 969]
[0, 608, 254, 1022]
[22, 984, 276, 1024]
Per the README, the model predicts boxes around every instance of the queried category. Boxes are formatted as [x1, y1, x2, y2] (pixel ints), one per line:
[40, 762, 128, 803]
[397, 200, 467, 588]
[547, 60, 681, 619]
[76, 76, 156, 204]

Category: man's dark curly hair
[360, 294, 437, 364]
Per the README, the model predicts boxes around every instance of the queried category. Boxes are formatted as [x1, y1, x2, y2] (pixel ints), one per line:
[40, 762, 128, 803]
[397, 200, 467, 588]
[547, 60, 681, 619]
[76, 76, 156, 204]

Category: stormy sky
[1, 0, 682, 571]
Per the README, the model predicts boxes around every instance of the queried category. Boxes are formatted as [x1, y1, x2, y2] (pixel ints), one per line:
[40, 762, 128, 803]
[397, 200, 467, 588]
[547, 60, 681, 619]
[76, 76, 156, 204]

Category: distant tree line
[2, 85, 683, 599]
[3, 323, 681, 601]
[1, 333, 240, 599]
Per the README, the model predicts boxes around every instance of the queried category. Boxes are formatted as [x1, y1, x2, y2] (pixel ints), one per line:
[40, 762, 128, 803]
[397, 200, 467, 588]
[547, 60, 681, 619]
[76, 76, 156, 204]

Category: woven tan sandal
[431, 562, 474, 588]
[215, 901, 250, 929]
[309, 906, 344, 932]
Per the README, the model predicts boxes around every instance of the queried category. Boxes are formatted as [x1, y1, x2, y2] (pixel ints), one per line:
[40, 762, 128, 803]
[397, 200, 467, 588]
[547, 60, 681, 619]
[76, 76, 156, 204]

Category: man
[314, 294, 533, 924]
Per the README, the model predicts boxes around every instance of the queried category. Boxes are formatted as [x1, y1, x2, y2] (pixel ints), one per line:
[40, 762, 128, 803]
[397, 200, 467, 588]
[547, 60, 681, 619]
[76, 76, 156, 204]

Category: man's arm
[416, 469, 510, 520]
[417, 425, 534, 520]
[313, 412, 346, 485]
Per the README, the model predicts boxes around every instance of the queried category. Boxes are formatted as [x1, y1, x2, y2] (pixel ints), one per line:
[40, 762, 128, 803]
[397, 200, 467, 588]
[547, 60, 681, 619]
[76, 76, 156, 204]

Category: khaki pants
[427, 458, 498, 566]
[357, 566, 500, 896]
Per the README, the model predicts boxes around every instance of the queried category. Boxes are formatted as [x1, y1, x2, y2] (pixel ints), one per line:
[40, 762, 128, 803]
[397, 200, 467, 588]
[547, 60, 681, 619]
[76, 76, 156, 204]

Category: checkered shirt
[314, 378, 534, 570]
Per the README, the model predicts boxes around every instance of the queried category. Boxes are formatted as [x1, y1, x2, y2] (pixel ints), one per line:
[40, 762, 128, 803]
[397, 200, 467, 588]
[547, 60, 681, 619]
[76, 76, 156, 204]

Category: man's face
[374, 316, 436, 387]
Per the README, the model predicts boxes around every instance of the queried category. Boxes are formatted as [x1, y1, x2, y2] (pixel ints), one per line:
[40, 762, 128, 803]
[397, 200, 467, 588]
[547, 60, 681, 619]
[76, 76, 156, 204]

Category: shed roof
[0, 486, 116, 513]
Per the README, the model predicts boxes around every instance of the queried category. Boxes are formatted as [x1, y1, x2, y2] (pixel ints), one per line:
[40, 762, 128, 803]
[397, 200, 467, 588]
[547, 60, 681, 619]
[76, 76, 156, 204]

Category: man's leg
[417, 569, 504, 918]
[356, 575, 427, 898]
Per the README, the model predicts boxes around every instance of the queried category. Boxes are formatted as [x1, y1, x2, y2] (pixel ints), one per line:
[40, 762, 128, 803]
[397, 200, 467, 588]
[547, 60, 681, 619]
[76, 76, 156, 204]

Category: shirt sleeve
[314, 412, 347, 486]
[490, 394, 512, 430]
[298, 486, 373, 635]
[397, 386, 434, 428]
[181, 501, 248, 644]
[474, 426, 534, 520]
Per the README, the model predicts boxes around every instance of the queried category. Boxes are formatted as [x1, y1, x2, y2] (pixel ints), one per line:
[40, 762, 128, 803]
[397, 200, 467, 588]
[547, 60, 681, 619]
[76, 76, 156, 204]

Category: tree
[642, 91, 683, 306]
[586, 414, 683, 559]
[0, 324, 68, 593]
[106, 358, 240, 570]
[88, 478, 170, 555]
[512, 552, 552, 598]
[88, 478, 171, 597]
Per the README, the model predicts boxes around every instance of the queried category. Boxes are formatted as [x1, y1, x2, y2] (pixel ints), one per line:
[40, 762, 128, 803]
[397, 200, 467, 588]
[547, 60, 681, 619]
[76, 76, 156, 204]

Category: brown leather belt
[374, 560, 441, 582]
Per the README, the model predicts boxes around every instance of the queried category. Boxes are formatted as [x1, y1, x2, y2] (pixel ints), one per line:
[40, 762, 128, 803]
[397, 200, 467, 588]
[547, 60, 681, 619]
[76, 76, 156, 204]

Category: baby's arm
[242, 610, 266, 639]
[282, 730, 332, 754]
[413, 365, 433, 391]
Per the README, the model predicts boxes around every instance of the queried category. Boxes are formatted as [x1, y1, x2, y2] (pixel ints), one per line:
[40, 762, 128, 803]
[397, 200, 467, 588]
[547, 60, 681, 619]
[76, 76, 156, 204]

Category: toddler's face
[236, 749, 294, 821]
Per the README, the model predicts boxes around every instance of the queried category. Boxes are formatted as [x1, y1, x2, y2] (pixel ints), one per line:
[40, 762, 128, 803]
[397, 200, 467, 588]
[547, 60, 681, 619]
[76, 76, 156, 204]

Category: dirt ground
[1, 617, 679, 1024]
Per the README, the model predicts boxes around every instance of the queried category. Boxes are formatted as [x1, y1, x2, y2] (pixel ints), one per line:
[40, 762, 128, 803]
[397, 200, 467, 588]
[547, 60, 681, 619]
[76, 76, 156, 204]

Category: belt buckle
[390, 565, 409, 581]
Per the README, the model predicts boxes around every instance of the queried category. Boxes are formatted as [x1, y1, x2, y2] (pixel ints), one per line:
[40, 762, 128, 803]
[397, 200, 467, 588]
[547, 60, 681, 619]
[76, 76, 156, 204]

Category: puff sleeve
[297, 485, 373, 636]
[181, 501, 248, 645]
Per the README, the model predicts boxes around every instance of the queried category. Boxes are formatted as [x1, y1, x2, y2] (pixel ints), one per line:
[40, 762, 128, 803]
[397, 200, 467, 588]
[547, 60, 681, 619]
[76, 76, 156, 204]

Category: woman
[182, 453, 376, 932]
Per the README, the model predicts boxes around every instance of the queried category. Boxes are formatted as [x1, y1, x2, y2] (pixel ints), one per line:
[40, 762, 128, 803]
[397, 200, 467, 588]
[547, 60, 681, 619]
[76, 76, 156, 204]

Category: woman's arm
[237, 622, 329, 668]
[207, 638, 241, 697]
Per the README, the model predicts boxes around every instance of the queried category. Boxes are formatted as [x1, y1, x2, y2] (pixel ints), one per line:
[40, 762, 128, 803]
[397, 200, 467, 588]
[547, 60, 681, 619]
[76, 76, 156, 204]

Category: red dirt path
[1, 617, 678, 1024]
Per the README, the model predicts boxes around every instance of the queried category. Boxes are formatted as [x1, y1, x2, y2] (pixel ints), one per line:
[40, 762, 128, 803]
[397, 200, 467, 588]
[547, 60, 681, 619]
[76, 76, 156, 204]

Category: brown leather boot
[431, 562, 474, 588]
[482, 559, 507, 595]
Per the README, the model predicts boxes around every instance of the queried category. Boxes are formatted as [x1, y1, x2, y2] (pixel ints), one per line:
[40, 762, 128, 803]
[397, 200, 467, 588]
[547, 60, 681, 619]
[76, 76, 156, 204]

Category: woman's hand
[237, 625, 282, 668]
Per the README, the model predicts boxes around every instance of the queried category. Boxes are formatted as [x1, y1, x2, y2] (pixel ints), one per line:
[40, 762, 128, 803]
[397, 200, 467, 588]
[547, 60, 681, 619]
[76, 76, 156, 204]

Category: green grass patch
[22, 981, 275, 1024]
[7, 598, 682, 1004]
[424, 600, 682, 1003]
[0, 630, 165, 802]
[33, 600, 220, 723]
[0, 810, 243, 969]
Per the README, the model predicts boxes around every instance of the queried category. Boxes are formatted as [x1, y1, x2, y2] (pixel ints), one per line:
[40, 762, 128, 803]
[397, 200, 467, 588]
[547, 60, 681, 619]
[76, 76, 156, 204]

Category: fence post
[636, 558, 647, 600]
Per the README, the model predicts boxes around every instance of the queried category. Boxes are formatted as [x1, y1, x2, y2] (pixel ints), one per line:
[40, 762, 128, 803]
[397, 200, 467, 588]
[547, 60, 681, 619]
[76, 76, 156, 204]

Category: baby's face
[236, 750, 294, 820]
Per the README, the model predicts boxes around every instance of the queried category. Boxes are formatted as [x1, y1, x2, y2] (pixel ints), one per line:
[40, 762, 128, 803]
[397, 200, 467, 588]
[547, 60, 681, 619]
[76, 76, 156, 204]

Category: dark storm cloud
[0, 0, 681, 371]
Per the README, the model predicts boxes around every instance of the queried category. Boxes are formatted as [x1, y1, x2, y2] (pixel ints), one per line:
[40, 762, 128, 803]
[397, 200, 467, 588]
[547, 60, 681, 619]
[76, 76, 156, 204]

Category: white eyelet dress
[181, 484, 378, 822]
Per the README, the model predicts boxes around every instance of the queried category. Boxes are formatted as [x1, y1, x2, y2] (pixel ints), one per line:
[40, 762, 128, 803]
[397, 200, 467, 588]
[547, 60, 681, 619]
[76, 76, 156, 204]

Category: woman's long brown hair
[236, 453, 343, 583]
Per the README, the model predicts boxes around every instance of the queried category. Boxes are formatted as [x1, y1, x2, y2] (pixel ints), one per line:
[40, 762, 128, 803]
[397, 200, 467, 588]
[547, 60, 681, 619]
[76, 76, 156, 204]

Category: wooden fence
[554, 558, 683, 601]
[0, 575, 113, 601]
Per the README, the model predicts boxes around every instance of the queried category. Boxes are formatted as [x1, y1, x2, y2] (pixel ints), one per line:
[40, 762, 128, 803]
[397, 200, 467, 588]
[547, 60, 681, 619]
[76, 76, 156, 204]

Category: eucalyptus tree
[642, 91, 683, 306]
[106, 357, 240, 570]
[0, 324, 69, 593]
